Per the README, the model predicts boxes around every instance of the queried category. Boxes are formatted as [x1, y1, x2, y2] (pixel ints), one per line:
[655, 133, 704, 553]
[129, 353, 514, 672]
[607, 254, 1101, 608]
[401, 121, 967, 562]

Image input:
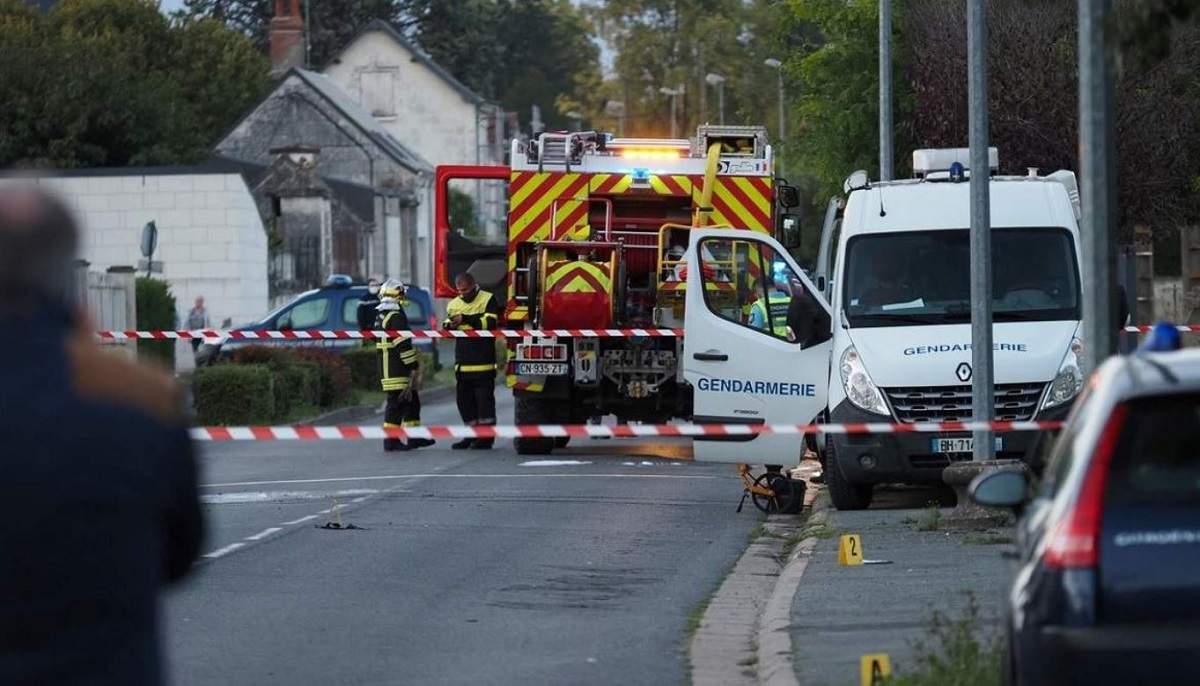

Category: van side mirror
[969, 467, 1029, 509]
[780, 214, 802, 249]
[778, 185, 801, 209]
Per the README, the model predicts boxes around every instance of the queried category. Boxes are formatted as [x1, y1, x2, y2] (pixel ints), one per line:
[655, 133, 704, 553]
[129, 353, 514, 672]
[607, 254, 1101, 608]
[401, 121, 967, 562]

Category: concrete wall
[8, 173, 269, 330]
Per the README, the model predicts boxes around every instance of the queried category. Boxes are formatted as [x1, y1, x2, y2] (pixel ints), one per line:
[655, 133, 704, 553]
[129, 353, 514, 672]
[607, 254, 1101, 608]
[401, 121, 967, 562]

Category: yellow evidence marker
[860, 653, 892, 686]
[838, 534, 864, 566]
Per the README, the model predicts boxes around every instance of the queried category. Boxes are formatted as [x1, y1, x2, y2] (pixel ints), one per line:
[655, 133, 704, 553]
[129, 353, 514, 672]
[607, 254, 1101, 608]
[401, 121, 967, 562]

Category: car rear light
[528, 345, 542, 359]
[1043, 403, 1128, 569]
[543, 345, 561, 360]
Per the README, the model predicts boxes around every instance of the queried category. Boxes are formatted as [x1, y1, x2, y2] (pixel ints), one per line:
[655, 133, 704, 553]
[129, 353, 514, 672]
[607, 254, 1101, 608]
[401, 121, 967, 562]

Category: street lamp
[658, 85, 685, 139]
[764, 58, 785, 176]
[566, 110, 583, 132]
[705, 73, 726, 125]
[604, 100, 627, 137]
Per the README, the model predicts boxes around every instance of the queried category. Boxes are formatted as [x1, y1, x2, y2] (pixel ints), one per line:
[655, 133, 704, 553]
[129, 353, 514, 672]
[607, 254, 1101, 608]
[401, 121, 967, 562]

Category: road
[164, 392, 756, 686]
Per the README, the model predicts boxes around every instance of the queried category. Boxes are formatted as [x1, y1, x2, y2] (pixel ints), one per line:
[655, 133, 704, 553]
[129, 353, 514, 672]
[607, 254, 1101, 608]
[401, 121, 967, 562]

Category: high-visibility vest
[751, 294, 791, 337]
[376, 310, 419, 391]
[444, 289, 500, 373]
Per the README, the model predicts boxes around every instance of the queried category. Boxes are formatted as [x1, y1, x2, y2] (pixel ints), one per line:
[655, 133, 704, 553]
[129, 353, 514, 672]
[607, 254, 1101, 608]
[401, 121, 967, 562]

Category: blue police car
[198, 276, 440, 367]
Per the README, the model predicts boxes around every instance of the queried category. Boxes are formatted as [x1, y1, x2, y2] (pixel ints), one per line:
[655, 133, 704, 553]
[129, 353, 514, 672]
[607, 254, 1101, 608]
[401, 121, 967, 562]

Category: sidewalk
[789, 487, 1014, 685]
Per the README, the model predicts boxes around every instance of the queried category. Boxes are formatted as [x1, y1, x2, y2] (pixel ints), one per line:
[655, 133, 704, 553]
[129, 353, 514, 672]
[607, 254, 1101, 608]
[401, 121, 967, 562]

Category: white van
[682, 149, 1084, 511]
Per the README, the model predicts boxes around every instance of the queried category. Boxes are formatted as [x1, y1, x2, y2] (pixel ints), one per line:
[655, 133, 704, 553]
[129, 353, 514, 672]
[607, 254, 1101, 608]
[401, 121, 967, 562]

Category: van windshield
[843, 228, 1079, 327]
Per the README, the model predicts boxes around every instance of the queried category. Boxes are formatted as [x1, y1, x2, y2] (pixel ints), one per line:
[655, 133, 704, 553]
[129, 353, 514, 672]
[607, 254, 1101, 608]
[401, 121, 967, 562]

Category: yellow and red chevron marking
[690, 176, 773, 232]
[544, 260, 612, 295]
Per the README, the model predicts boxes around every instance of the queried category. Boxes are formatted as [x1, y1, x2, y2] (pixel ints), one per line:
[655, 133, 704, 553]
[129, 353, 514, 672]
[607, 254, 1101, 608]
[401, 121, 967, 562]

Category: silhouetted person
[0, 187, 202, 685]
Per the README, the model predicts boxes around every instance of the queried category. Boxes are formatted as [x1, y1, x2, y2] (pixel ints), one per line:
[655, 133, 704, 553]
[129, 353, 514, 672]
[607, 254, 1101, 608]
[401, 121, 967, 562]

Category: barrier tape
[97, 325, 1199, 339]
[190, 420, 1063, 442]
[95, 328, 684, 341]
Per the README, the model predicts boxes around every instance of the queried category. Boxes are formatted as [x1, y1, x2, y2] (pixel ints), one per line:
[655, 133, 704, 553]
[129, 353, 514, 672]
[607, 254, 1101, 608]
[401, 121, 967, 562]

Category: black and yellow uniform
[444, 286, 501, 449]
[376, 305, 434, 452]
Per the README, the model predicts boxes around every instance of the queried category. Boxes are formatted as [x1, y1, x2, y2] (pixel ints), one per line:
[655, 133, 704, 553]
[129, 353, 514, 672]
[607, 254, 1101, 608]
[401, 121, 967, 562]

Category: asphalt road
[163, 392, 755, 686]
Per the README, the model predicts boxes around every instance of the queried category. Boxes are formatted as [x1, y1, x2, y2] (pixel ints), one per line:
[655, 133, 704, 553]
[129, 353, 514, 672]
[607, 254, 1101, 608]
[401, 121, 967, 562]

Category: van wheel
[514, 394, 556, 455]
[825, 439, 873, 510]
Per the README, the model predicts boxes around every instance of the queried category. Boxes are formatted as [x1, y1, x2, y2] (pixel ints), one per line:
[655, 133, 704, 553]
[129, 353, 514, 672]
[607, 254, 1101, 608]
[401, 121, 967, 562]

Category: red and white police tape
[189, 419, 1064, 442]
[96, 328, 684, 340]
[94, 325, 1199, 340]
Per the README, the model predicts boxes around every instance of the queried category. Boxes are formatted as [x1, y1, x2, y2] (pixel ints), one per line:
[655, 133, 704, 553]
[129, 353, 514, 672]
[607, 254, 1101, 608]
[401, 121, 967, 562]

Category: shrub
[343, 347, 379, 390]
[136, 277, 176, 369]
[292, 348, 352, 407]
[193, 364, 274, 425]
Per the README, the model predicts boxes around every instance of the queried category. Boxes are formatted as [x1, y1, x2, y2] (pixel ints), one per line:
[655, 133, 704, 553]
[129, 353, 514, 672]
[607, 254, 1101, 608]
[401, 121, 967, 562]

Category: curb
[756, 489, 831, 686]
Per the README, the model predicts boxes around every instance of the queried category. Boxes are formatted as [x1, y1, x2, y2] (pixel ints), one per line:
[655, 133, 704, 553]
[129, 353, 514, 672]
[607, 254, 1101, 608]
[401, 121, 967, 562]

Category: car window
[1039, 383, 1097, 497]
[697, 237, 812, 344]
[342, 297, 362, 327]
[1107, 393, 1200, 503]
[280, 297, 330, 329]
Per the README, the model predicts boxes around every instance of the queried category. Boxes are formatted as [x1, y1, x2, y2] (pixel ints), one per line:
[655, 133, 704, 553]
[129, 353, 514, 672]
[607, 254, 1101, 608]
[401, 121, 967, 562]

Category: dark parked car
[198, 278, 441, 367]
[971, 346, 1200, 685]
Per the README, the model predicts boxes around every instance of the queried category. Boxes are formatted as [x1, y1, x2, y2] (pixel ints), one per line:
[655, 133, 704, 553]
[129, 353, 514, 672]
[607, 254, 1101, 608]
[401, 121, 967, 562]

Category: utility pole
[1079, 0, 1116, 371]
[705, 73, 726, 125]
[659, 86, 684, 138]
[879, 0, 894, 181]
[968, 0, 994, 462]
[765, 58, 785, 177]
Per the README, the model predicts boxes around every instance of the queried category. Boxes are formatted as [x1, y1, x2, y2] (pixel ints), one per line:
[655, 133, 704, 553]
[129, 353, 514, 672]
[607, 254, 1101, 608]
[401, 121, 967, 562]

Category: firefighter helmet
[377, 279, 405, 311]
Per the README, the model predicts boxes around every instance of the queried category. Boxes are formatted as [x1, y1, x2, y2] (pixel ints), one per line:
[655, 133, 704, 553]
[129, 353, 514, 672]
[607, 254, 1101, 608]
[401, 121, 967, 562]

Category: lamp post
[659, 85, 685, 139]
[879, 0, 894, 181]
[705, 73, 726, 124]
[604, 100, 627, 137]
[764, 58, 784, 176]
[566, 110, 583, 132]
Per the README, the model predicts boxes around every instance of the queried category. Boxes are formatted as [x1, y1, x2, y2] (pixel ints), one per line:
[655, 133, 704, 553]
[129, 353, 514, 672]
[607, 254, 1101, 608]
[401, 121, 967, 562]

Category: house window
[361, 70, 396, 119]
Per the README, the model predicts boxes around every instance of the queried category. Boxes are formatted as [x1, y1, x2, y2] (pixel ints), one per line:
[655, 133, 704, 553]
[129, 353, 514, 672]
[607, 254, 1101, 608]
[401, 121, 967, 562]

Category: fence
[75, 261, 136, 358]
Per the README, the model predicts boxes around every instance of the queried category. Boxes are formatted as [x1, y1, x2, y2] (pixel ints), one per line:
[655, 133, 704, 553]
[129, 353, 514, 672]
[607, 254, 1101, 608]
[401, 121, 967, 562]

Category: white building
[3, 167, 269, 330]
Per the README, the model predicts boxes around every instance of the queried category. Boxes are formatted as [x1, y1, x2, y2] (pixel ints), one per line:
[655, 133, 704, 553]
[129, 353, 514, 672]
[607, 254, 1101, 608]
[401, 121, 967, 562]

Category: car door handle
[693, 350, 729, 362]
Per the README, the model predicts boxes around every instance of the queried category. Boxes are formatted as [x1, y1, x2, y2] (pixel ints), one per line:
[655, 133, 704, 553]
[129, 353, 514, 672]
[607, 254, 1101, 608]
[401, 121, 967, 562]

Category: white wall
[10, 173, 269, 331]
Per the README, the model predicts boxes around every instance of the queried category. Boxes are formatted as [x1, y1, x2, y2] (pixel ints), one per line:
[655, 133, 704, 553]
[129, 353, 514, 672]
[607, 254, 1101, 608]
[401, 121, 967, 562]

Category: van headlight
[1042, 338, 1084, 410]
[839, 346, 890, 415]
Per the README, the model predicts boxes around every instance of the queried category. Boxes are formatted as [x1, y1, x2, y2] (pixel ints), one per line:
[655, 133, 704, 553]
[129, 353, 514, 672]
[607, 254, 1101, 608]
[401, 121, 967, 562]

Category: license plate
[930, 437, 1003, 453]
[514, 362, 568, 376]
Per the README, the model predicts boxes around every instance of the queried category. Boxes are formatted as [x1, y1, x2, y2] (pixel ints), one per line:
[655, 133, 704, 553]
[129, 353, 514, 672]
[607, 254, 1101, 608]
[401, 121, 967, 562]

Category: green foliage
[135, 277, 176, 369]
[0, 0, 268, 168]
[292, 348, 353, 407]
[885, 593, 1002, 686]
[343, 346, 379, 390]
[448, 188, 480, 237]
[193, 363, 275, 424]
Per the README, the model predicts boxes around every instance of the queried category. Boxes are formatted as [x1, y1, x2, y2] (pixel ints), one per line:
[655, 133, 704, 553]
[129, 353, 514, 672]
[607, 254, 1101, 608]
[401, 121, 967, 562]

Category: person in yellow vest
[376, 280, 435, 452]
[749, 274, 792, 337]
[444, 272, 501, 449]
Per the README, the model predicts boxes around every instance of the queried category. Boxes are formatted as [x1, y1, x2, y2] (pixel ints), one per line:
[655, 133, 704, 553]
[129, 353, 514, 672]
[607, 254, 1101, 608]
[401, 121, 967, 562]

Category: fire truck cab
[435, 126, 802, 454]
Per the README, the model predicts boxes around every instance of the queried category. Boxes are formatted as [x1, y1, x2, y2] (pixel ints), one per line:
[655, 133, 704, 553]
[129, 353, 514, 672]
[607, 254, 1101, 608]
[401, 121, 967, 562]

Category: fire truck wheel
[514, 394, 556, 455]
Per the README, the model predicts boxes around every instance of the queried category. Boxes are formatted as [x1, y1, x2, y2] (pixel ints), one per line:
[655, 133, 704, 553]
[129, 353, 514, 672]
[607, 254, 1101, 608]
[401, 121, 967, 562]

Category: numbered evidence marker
[838, 534, 864, 566]
[860, 654, 892, 686]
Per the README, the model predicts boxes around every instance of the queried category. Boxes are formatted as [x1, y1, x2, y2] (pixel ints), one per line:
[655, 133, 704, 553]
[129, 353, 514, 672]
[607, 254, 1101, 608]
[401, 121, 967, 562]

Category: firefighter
[357, 277, 381, 347]
[376, 280, 434, 452]
[444, 272, 501, 450]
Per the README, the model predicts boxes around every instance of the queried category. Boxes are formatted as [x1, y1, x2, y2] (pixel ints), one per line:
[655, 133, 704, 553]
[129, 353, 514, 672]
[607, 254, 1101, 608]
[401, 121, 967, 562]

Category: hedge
[292, 348, 352, 407]
[193, 364, 274, 425]
[136, 277, 176, 369]
[344, 347, 439, 391]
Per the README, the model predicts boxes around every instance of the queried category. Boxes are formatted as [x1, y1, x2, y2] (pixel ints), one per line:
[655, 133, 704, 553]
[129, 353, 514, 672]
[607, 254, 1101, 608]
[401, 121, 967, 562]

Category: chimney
[269, 0, 304, 76]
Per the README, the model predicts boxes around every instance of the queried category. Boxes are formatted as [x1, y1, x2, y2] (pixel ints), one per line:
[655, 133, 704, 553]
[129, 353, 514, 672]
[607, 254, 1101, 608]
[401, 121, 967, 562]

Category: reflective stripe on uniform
[457, 363, 498, 373]
[382, 378, 411, 391]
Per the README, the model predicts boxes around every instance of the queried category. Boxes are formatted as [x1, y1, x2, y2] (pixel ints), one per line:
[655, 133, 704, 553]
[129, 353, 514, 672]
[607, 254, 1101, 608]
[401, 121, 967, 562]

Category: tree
[0, 0, 269, 168]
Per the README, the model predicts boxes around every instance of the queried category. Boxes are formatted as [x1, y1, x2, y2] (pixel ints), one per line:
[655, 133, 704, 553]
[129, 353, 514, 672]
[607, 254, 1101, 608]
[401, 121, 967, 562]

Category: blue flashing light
[948, 162, 966, 183]
[631, 167, 651, 183]
[1139, 321, 1182, 352]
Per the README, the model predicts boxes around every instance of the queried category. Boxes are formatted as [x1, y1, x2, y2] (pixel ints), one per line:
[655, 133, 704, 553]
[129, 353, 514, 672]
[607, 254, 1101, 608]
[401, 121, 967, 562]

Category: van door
[684, 229, 833, 465]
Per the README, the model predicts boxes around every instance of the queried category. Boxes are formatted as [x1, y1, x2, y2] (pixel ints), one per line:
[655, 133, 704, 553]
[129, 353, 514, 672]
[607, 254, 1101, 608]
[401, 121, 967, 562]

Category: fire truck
[434, 126, 802, 454]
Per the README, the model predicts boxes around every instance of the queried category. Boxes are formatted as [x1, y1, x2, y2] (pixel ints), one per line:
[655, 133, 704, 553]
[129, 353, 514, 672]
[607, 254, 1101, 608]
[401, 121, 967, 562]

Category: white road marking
[350, 496, 370, 503]
[202, 543, 245, 559]
[245, 527, 282, 541]
[519, 460, 593, 467]
[280, 514, 320, 526]
[201, 473, 724, 488]
[199, 488, 378, 504]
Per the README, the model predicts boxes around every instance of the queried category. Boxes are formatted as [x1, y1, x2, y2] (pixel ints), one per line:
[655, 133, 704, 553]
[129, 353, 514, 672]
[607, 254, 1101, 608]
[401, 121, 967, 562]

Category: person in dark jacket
[0, 187, 203, 686]
[375, 280, 434, 452]
[357, 277, 381, 331]
[444, 272, 501, 450]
